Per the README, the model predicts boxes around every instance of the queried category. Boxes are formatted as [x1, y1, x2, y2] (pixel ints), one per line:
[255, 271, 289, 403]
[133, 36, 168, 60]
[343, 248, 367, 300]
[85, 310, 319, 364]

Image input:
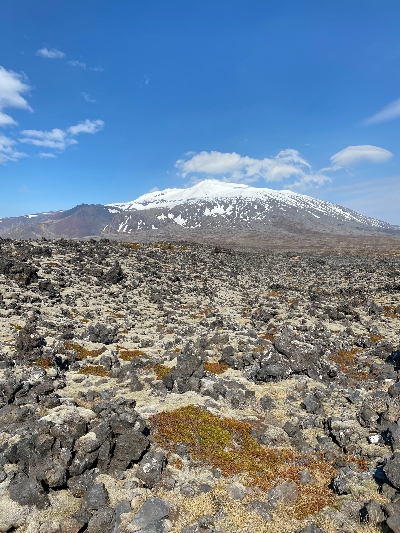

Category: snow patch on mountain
[107, 179, 389, 229]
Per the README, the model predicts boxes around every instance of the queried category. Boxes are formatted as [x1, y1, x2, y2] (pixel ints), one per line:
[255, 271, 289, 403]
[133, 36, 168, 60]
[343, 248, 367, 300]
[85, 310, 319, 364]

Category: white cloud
[20, 119, 104, 152]
[0, 134, 27, 164]
[176, 149, 330, 189]
[67, 119, 104, 135]
[330, 145, 393, 167]
[0, 112, 17, 126]
[0, 66, 32, 127]
[68, 60, 86, 69]
[36, 47, 65, 59]
[364, 98, 400, 124]
[38, 152, 57, 158]
[20, 128, 74, 150]
[82, 92, 96, 103]
[68, 60, 104, 72]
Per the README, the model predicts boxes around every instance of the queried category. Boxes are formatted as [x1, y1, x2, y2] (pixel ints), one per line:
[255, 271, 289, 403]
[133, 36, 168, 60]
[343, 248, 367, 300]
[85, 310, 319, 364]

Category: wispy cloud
[20, 119, 104, 153]
[66, 119, 104, 135]
[68, 60, 86, 69]
[81, 92, 96, 104]
[38, 152, 57, 158]
[0, 67, 31, 161]
[36, 47, 65, 59]
[0, 134, 27, 164]
[364, 98, 400, 124]
[0, 66, 32, 128]
[20, 128, 76, 150]
[68, 60, 104, 72]
[0, 112, 17, 127]
[330, 145, 393, 167]
[176, 149, 330, 189]
[141, 74, 150, 86]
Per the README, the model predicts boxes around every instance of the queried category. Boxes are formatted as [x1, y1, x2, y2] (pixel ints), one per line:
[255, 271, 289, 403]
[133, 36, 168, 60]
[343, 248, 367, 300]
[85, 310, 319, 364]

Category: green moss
[150, 405, 337, 519]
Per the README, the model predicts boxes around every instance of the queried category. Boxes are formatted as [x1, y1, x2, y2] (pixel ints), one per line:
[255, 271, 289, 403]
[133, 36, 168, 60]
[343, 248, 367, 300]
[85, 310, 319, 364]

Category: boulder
[137, 450, 167, 488]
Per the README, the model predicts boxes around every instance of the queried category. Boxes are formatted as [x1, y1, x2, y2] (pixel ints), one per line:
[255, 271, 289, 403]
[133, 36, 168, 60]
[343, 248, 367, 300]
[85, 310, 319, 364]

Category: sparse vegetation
[105, 309, 125, 318]
[2, 238, 400, 532]
[77, 365, 109, 377]
[154, 363, 171, 380]
[118, 348, 145, 361]
[64, 342, 106, 359]
[153, 242, 176, 252]
[204, 362, 229, 374]
[150, 405, 336, 519]
[121, 242, 140, 250]
[266, 290, 281, 297]
[330, 347, 369, 380]
[35, 356, 52, 368]
[369, 333, 385, 343]
[258, 332, 275, 342]
[383, 305, 397, 319]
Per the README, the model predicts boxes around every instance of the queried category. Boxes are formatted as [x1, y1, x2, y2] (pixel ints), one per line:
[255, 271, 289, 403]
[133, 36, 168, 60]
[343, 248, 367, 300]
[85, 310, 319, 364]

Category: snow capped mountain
[108, 180, 273, 210]
[105, 179, 390, 233]
[0, 180, 398, 245]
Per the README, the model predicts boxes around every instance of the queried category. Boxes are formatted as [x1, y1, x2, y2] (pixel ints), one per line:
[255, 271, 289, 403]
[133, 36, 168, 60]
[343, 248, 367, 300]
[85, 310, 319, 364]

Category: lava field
[1, 238, 400, 533]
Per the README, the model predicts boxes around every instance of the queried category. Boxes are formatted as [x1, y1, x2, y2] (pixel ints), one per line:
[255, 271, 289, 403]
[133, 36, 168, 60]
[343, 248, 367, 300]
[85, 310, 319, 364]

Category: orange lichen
[153, 242, 176, 252]
[64, 342, 106, 360]
[154, 364, 171, 380]
[369, 333, 385, 343]
[330, 347, 369, 380]
[118, 349, 145, 361]
[258, 332, 275, 342]
[35, 357, 52, 369]
[77, 365, 109, 377]
[121, 242, 140, 250]
[204, 362, 229, 375]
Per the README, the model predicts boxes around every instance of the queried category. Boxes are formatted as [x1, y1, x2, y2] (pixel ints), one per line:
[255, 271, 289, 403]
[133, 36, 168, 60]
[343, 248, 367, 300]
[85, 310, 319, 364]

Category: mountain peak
[0, 179, 398, 243]
[107, 179, 296, 211]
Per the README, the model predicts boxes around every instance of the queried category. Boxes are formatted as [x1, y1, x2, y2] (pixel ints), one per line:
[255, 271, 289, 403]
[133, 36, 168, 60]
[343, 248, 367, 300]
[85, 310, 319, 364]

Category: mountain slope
[0, 204, 115, 239]
[107, 179, 386, 228]
[0, 180, 399, 250]
[104, 179, 393, 234]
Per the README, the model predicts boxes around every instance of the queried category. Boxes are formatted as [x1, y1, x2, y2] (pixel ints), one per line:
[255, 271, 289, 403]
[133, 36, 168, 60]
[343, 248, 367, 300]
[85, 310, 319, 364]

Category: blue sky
[1, 0, 400, 223]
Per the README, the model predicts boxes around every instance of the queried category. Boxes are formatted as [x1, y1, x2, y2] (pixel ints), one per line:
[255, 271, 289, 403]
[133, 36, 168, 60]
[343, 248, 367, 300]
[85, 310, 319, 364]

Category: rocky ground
[1, 238, 400, 533]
